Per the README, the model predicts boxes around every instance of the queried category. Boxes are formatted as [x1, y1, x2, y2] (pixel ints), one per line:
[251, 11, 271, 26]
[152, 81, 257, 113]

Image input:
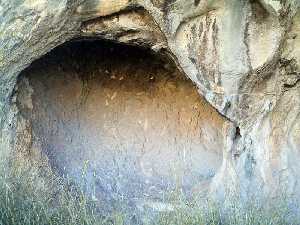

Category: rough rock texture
[16, 40, 226, 209]
[0, 0, 300, 206]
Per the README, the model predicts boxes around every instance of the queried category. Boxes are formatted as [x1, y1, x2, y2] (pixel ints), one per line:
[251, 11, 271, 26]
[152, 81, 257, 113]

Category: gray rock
[1, 0, 300, 206]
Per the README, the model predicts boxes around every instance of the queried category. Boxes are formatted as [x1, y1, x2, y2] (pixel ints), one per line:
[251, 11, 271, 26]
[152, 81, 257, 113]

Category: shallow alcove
[15, 40, 226, 211]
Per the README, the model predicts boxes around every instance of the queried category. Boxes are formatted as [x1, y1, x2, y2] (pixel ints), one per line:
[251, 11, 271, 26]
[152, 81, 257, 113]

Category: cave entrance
[16, 40, 225, 211]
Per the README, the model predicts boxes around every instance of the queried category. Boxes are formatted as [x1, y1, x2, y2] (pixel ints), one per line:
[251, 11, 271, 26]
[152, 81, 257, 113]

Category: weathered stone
[0, 0, 300, 209]
[16, 41, 226, 209]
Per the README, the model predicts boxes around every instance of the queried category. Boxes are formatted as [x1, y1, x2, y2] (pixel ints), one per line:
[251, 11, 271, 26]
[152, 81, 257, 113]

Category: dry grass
[0, 166, 298, 225]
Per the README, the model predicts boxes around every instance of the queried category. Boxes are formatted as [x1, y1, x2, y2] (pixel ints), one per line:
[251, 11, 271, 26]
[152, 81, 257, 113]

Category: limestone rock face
[16, 41, 226, 208]
[0, 0, 300, 205]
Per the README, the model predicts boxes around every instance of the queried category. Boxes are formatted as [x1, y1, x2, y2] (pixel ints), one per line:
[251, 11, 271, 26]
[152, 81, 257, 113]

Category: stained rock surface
[16, 40, 225, 210]
[0, 0, 300, 206]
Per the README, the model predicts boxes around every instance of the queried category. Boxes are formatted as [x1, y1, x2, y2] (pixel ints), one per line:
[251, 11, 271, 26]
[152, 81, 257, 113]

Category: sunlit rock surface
[0, 0, 300, 207]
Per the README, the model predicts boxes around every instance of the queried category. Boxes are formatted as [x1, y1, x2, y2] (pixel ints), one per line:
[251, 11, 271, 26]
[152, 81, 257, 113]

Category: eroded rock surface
[16, 40, 226, 210]
[0, 0, 300, 206]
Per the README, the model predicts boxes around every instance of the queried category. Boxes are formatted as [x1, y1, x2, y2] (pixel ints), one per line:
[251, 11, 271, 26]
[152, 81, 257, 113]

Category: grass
[0, 164, 124, 225]
[0, 166, 298, 225]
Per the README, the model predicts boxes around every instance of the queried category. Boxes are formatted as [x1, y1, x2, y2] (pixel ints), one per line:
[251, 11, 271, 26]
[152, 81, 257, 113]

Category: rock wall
[16, 40, 226, 210]
[0, 0, 300, 203]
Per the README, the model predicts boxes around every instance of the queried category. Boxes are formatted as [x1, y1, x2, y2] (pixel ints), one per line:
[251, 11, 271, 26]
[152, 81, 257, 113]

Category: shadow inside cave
[15, 39, 226, 213]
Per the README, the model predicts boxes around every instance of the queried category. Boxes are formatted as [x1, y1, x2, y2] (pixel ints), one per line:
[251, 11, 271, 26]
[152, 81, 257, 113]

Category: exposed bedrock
[16, 40, 226, 210]
[0, 0, 300, 206]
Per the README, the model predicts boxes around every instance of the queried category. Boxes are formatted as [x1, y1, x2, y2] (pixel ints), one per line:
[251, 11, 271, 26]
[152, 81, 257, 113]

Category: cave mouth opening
[15, 39, 225, 211]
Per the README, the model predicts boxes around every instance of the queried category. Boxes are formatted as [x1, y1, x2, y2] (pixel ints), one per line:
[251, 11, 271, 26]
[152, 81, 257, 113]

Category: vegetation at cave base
[0, 166, 297, 225]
